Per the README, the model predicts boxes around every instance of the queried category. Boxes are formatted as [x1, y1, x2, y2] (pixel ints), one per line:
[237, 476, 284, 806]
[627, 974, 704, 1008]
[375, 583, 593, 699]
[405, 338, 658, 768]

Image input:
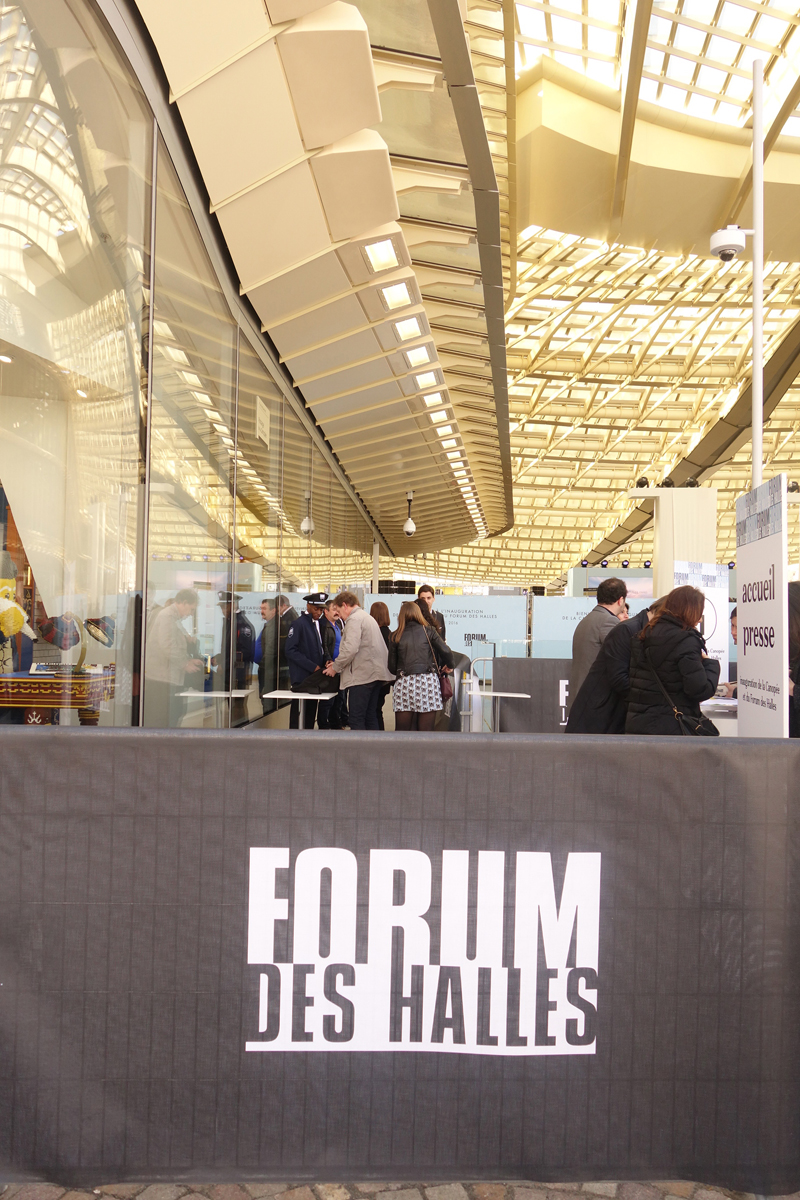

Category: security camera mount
[709, 225, 750, 263]
[403, 491, 416, 537]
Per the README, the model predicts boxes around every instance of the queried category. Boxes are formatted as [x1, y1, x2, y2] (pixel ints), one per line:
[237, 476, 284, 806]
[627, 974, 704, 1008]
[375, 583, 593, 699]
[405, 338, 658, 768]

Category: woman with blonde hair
[625, 585, 720, 735]
[388, 600, 453, 731]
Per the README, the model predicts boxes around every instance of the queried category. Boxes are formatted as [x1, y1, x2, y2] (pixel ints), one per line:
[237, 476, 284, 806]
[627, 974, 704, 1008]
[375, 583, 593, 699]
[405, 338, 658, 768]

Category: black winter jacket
[625, 613, 720, 735]
[387, 623, 454, 677]
[566, 607, 649, 734]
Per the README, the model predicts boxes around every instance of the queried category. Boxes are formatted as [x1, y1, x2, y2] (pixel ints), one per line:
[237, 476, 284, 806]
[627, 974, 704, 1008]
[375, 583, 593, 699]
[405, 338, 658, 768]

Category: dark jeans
[347, 681, 382, 730]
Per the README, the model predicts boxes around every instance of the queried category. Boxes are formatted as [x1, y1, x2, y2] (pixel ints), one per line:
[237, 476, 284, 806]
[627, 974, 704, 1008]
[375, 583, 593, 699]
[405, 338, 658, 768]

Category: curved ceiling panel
[134, 0, 513, 555]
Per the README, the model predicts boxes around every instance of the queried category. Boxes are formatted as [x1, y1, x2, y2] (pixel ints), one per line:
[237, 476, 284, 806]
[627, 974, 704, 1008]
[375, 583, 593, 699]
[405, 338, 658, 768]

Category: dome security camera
[300, 515, 315, 535]
[710, 225, 747, 263]
[403, 489, 415, 536]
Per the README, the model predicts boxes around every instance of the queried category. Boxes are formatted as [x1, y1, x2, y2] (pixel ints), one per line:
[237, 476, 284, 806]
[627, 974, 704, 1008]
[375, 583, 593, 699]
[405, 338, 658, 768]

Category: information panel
[673, 561, 730, 683]
[735, 474, 788, 737]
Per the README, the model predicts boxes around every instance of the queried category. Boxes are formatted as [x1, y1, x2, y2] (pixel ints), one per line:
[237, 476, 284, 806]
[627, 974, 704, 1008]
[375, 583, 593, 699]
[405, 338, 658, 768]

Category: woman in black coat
[626, 585, 720, 735]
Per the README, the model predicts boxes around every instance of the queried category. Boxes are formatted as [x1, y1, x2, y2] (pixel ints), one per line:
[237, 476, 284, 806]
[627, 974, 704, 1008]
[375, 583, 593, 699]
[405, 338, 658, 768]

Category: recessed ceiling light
[405, 345, 430, 369]
[424, 392, 443, 407]
[76, 389, 87, 397]
[394, 316, 421, 342]
[416, 371, 437, 389]
[436, 426, 454, 437]
[0, 354, 12, 363]
[430, 409, 449, 424]
[447, 450, 462, 460]
[441, 438, 457, 448]
[380, 281, 411, 311]
[364, 238, 398, 273]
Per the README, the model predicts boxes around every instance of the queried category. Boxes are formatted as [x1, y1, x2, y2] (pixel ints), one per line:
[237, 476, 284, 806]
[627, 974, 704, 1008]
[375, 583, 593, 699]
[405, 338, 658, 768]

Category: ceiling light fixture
[380, 281, 411, 311]
[0, 354, 12, 363]
[364, 238, 398, 273]
[424, 392, 443, 407]
[415, 371, 437, 389]
[394, 316, 421, 342]
[430, 409, 449, 424]
[441, 438, 457, 449]
[76, 389, 87, 397]
[405, 345, 430, 368]
[436, 426, 454, 438]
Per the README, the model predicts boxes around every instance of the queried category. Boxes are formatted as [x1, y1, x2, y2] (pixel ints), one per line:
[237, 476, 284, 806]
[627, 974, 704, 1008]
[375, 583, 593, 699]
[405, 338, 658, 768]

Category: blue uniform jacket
[285, 612, 333, 684]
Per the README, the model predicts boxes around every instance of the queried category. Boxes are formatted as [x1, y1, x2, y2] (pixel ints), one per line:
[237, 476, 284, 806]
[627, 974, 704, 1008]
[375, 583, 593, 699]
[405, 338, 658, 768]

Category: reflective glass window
[0, 1, 150, 727]
[142, 138, 237, 729]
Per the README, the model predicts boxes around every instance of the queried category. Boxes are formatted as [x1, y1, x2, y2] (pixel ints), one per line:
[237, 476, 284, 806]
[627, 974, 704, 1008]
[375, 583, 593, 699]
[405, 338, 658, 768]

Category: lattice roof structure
[391, 0, 800, 587]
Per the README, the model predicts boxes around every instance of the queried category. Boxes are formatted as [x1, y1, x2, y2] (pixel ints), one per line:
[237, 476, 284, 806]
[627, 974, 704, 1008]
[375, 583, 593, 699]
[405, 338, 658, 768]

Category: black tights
[395, 710, 436, 732]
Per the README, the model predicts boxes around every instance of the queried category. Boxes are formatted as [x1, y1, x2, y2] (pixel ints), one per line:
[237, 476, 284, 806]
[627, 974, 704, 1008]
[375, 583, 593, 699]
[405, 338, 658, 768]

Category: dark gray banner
[0, 729, 799, 1190]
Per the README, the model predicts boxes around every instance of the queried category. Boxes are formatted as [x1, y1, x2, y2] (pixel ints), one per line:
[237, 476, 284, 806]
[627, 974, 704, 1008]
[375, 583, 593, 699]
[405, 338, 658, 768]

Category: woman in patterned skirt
[387, 600, 454, 731]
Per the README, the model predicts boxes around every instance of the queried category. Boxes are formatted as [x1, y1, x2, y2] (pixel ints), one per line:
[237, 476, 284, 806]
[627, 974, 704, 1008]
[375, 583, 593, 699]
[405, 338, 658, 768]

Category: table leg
[493, 694, 500, 733]
[299, 697, 306, 728]
[78, 707, 100, 726]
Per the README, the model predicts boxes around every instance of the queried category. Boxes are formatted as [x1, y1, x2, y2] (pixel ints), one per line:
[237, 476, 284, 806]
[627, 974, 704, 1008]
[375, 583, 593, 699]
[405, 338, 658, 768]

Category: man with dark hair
[567, 597, 662, 734]
[323, 591, 391, 730]
[569, 576, 628, 704]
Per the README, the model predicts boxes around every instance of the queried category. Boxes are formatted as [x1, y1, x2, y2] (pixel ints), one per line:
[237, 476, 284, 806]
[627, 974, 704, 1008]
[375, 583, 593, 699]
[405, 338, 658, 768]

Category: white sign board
[735, 475, 788, 738]
[365, 594, 528, 660]
[673, 562, 729, 684]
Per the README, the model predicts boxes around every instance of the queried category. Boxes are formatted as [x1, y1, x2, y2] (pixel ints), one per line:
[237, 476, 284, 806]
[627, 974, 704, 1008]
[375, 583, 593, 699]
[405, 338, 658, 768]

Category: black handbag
[423, 625, 454, 701]
[645, 649, 719, 736]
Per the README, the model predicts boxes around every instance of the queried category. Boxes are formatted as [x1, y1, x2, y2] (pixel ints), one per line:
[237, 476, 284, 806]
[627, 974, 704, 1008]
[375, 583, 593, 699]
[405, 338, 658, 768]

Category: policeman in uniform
[285, 591, 336, 729]
[212, 590, 256, 723]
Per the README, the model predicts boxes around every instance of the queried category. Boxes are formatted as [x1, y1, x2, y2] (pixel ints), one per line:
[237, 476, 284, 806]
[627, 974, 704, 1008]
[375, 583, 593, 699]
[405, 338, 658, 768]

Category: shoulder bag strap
[422, 624, 439, 673]
[644, 647, 688, 730]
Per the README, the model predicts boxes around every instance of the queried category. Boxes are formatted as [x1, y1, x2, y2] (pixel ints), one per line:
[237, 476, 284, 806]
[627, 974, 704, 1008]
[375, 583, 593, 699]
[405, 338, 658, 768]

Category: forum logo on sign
[246, 848, 600, 1056]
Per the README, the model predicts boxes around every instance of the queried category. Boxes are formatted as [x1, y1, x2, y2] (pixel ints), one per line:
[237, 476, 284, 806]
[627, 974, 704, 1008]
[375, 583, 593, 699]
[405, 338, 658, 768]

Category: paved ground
[0, 1179, 791, 1200]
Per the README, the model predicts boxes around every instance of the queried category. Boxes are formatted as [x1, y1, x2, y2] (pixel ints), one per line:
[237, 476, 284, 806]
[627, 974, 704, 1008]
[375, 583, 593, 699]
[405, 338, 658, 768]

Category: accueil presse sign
[247, 847, 601, 1055]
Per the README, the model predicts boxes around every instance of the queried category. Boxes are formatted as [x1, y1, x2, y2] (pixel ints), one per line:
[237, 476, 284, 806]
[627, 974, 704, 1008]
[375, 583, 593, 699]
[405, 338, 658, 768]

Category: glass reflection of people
[277, 593, 298, 692]
[146, 587, 202, 727]
[257, 597, 278, 713]
[0, 550, 26, 724]
[212, 590, 256, 723]
[720, 606, 738, 698]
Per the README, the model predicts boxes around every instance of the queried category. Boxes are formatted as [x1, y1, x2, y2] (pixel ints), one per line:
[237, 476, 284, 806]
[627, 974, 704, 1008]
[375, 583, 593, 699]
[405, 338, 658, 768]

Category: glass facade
[0, 0, 375, 729]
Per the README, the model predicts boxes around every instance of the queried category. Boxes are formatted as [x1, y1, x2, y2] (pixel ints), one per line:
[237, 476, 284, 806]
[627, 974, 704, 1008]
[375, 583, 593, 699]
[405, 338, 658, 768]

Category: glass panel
[0, 1, 151, 727]
[233, 335, 283, 724]
[142, 137, 237, 729]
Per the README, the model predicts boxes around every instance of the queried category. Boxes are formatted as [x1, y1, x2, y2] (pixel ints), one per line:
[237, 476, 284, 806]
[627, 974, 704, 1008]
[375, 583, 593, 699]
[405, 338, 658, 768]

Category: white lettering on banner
[246, 848, 601, 1056]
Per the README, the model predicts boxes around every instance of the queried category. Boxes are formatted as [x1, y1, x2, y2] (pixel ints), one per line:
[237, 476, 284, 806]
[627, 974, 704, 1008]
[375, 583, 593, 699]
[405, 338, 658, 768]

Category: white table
[472, 686, 531, 733]
[178, 688, 254, 727]
[701, 698, 738, 737]
[262, 688, 335, 728]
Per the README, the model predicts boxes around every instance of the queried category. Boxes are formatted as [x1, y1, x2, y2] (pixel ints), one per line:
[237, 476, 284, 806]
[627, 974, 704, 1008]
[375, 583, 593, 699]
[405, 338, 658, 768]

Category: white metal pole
[752, 57, 764, 489]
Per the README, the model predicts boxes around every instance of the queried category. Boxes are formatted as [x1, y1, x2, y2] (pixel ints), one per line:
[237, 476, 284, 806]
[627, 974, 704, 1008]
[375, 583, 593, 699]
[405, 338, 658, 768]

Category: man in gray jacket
[569, 577, 628, 708]
[323, 590, 392, 729]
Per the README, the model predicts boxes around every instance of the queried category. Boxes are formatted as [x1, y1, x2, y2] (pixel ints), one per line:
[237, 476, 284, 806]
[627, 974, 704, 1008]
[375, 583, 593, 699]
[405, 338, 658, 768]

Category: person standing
[569, 577, 627, 705]
[388, 600, 453, 732]
[285, 591, 335, 729]
[212, 590, 256, 724]
[324, 599, 346, 729]
[625, 585, 719, 735]
[417, 585, 446, 639]
[145, 588, 203, 728]
[566, 599, 661, 734]
[323, 591, 391, 730]
[256, 597, 278, 714]
[370, 600, 392, 730]
[277, 593, 298, 693]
